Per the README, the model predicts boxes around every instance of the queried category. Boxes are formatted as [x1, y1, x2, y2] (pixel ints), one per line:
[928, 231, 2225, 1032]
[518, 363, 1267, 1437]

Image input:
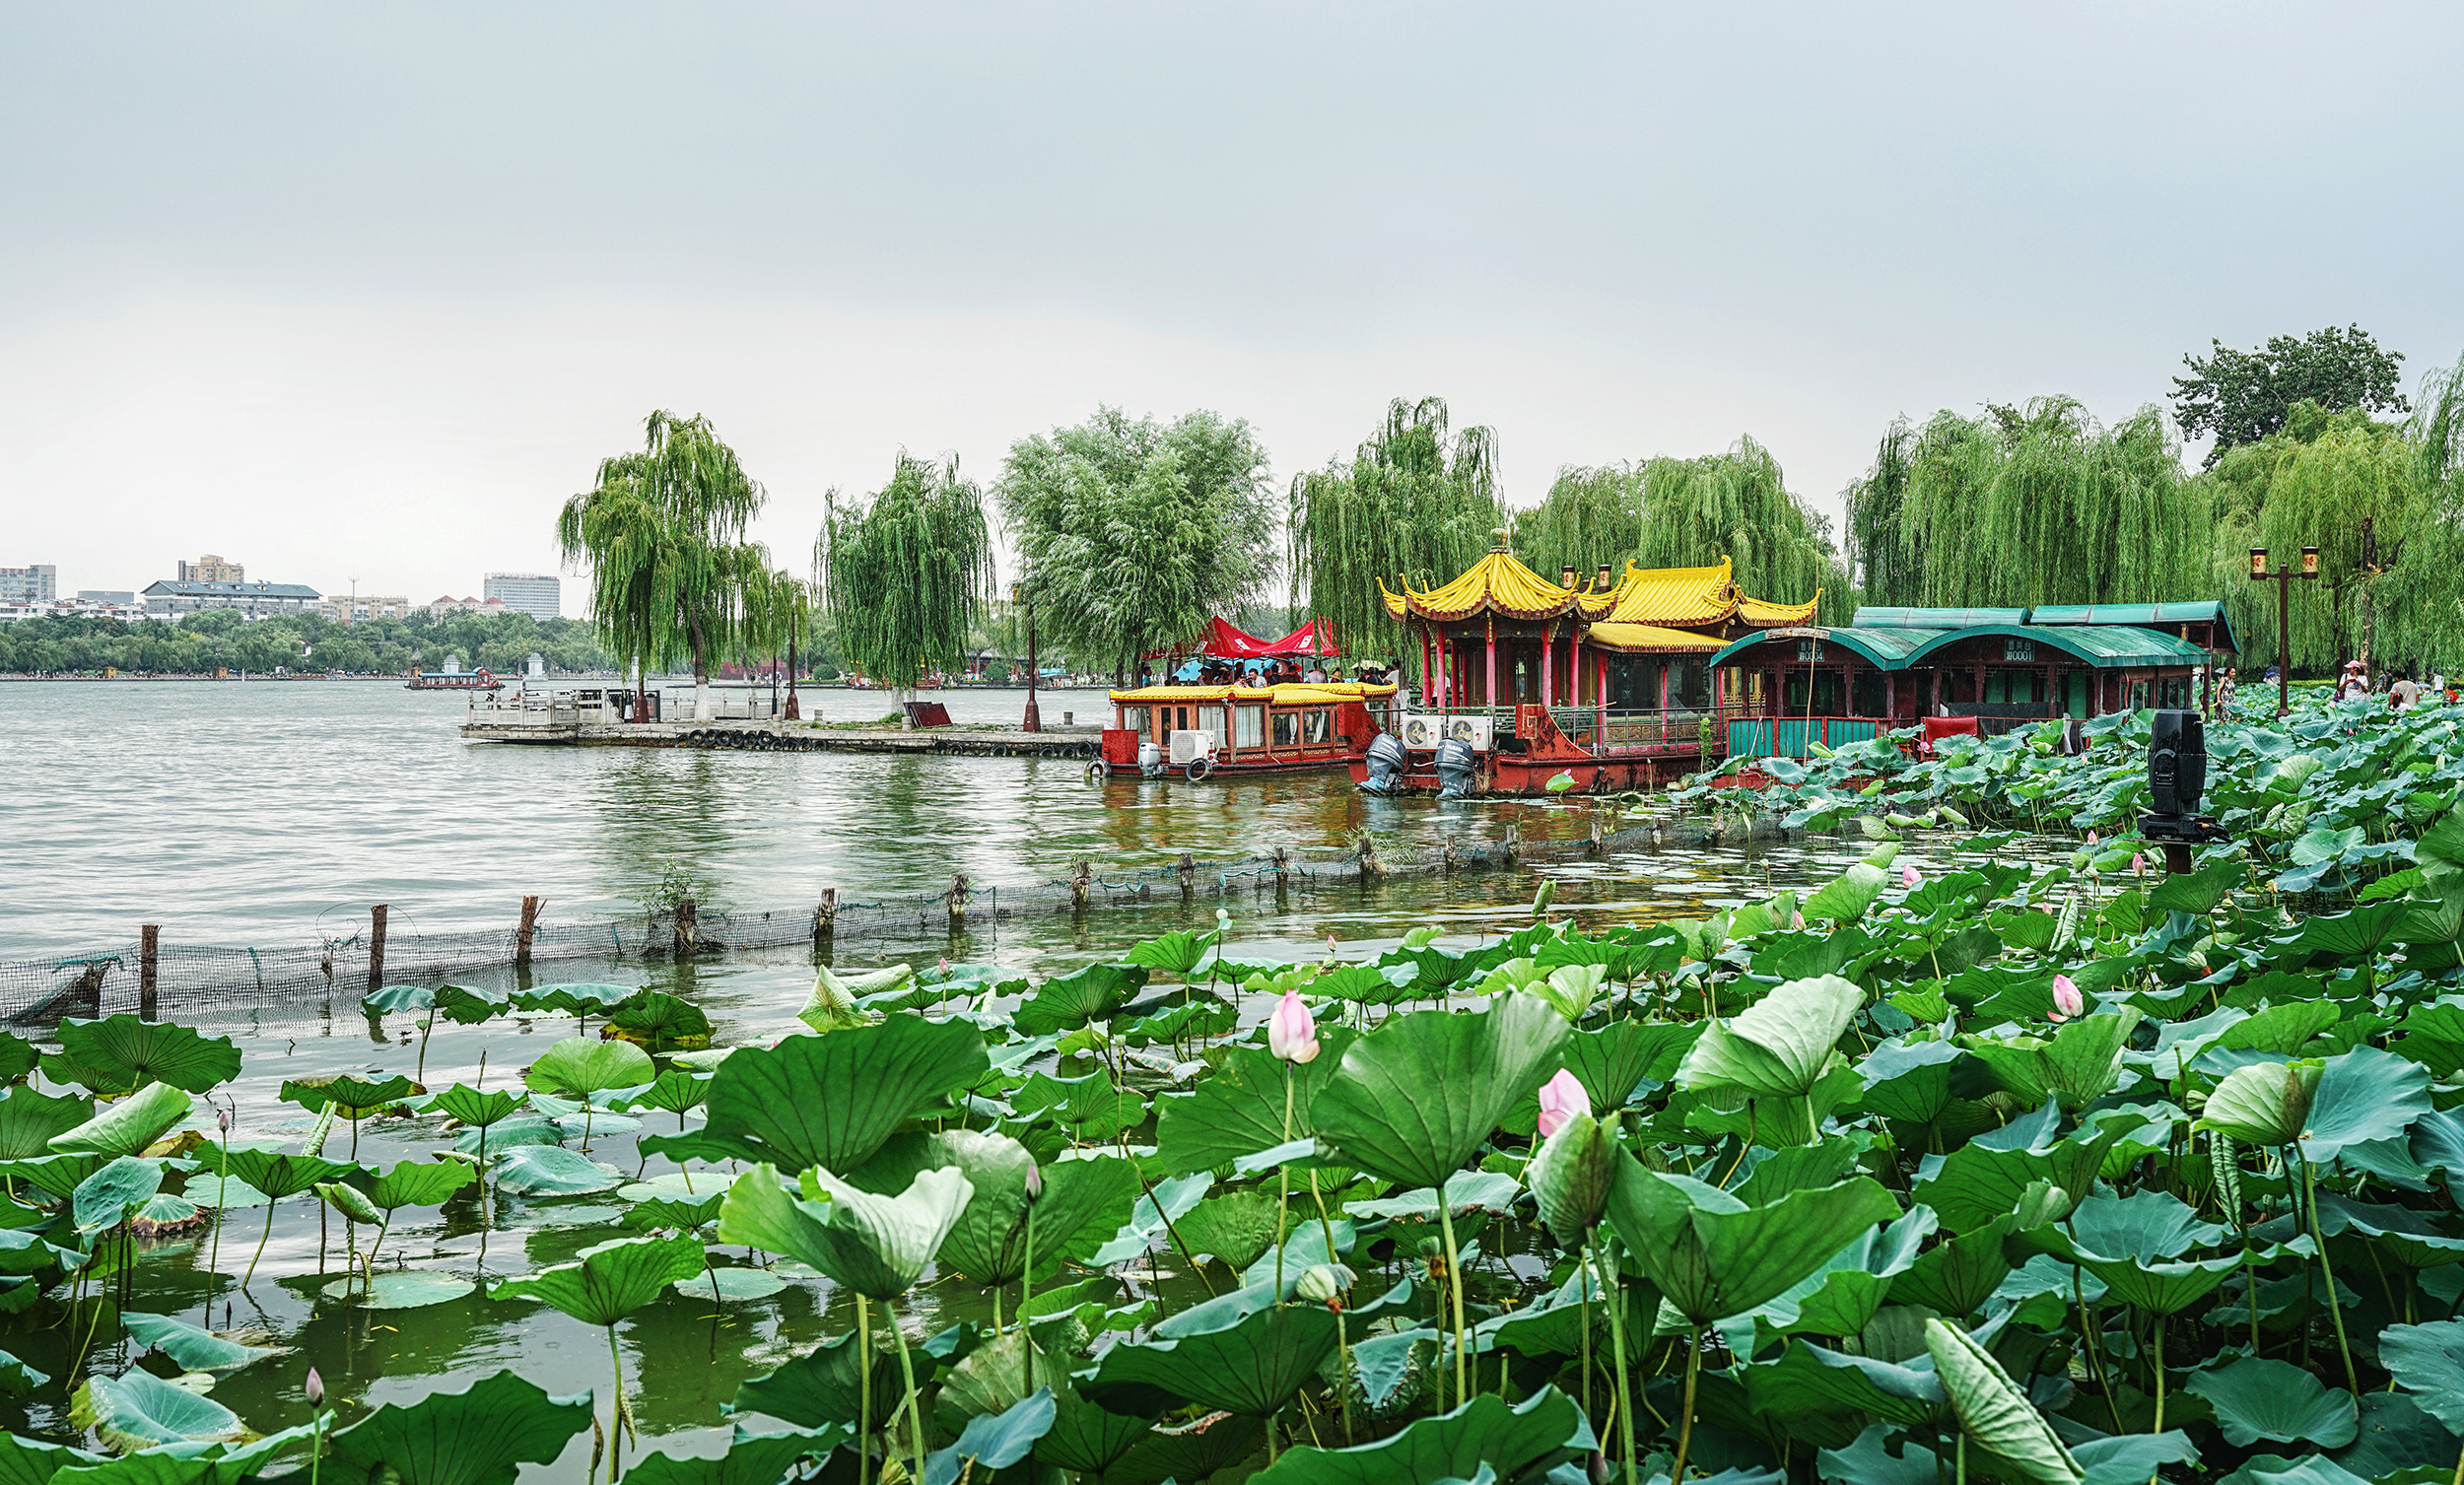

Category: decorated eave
[1378, 546, 1821, 646]
[1378, 546, 1591, 624]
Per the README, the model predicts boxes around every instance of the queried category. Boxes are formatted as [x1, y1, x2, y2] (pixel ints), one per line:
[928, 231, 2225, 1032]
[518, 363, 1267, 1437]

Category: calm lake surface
[1, 678, 2046, 1473]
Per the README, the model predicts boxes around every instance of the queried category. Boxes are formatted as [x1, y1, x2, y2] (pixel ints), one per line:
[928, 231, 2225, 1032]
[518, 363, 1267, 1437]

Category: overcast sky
[5, 4, 2460, 610]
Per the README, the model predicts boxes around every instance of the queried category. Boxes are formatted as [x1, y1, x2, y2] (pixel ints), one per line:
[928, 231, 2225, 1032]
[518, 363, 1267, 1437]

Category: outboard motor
[1138, 741, 1165, 778]
[1360, 731, 1407, 794]
[1435, 736, 1478, 798]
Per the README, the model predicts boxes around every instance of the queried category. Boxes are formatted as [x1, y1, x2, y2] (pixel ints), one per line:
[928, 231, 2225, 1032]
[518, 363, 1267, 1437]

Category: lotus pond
[4, 692, 2464, 1485]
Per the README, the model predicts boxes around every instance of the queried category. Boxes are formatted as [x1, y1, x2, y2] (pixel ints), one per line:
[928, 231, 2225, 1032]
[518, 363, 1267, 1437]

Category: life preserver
[1085, 760, 1110, 780]
[1187, 758, 1213, 782]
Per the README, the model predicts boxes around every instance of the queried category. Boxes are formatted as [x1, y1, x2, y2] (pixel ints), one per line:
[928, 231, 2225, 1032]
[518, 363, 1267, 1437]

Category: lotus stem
[1275, 1069, 1294, 1299]
[1437, 1197, 1469, 1410]
[1595, 1239, 1636, 1485]
[856, 1295, 872, 1485]
[1672, 1321, 1701, 1485]
[247, 1195, 279, 1286]
[891, 1306, 928, 1485]
[605, 1324, 627, 1483]
[2149, 1314, 2162, 1434]
[416, 1015, 433, 1082]
[2301, 1152, 2361, 1396]
[1021, 1197, 1038, 1397]
[2447, 1435, 2462, 1485]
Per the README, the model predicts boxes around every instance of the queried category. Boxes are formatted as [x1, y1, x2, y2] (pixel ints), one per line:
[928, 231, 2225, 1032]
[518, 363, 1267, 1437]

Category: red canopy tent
[1144, 616, 1339, 662]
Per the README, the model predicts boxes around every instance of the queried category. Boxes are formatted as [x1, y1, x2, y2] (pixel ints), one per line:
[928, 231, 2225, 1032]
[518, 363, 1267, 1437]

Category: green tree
[1522, 439, 1850, 623]
[1288, 397, 1503, 676]
[2173, 324, 2408, 467]
[1845, 397, 2209, 611]
[559, 411, 768, 720]
[819, 453, 993, 706]
[1000, 407, 1277, 681]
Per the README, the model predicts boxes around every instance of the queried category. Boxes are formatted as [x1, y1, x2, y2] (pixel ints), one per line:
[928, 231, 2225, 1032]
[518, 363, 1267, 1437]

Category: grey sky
[6, 4, 2460, 608]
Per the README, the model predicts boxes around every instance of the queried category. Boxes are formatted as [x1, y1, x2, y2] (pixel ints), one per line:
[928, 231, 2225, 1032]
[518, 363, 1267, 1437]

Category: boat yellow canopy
[1106, 681, 1399, 706]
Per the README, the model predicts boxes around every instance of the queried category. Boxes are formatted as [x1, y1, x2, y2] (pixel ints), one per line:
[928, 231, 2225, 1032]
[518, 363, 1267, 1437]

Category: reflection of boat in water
[408, 668, 502, 692]
[1095, 682, 1398, 781]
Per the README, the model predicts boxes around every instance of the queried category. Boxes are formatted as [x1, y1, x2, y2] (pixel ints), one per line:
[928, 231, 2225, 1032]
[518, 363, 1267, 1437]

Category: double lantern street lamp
[1011, 580, 1040, 734]
[2246, 545, 2319, 719]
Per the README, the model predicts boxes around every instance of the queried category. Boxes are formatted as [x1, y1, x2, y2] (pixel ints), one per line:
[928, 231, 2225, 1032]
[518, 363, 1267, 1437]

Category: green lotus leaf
[1080, 1278, 1411, 1419]
[620, 1070, 711, 1117]
[1153, 1035, 1355, 1177]
[1606, 1161, 1901, 1322]
[0, 1035, 34, 1085]
[55, 1017, 240, 1095]
[1742, 1339, 1944, 1428]
[690, 1013, 989, 1174]
[433, 983, 513, 1025]
[1527, 1113, 1620, 1244]
[50, 1082, 192, 1158]
[72, 1155, 163, 1234]
[514, 981, 637, 1017]
[1677, 975, 1861, 1100]
[1172, 1190, 1284, 1270]
[523, 1037, 653, 1101]
[1889, 1219, 2017, 1318]
[606, 990, 714, 1047]
[934, 1328, 1074, 1435]
[1802, 862, 1889, 923]
[2380, 1320, 2464, 1433]
[489, 1144, 622, 1196]
[621, 1424, 839, 1485]
[428, 1083, 527, 1128]
[198, 1145, 365, 1201]
[1126, 930, 1219, 977]
[363, 983, 439, 1015]
[316, 1180, 385, 1225]
[2300, 1045, 2432, 1165]
[73, 1369, 244, 1450]
[323, 1369, 594, 1485]
[718, 1163, 973, 1301]
[364, 1157, 479, 1210]
[1962, 1008, 2141, 1109]
[676, 1265, 788, 1303]
[1345, 1171, 1522, 1223]
[490, 1232, 707, 1326]
[1909, 1124, 2120, 1232]
[729, 1325, 907, 1432]
[1311, 995, 1571, 1190]
[875, 1132, 1139, 1288]
[1110, 1408, 1265, 1483]
[1753, 1207, 1937, 1339]
[1924, 1316, 2082, 1485]
[0, 1085, 95, 1160]
[323, 1271, 478, 1309]
[924, 1388, 1054, 1485]
[122, 1312, 285, 1373]
[0, 1347, 48, 1397]
[1247, 1386, 1592, 1485]
[280, 1073, 424, 1117]
[1012, 962, 1151, 1034]
[624, 1193, 724, 1232]
[1032, 1383, 1154, 1477]
[2183, 1357, 2359, 1448]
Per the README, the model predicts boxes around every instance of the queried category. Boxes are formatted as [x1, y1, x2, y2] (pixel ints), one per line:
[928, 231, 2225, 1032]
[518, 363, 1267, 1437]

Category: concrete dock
[461, 712, 1101, 758]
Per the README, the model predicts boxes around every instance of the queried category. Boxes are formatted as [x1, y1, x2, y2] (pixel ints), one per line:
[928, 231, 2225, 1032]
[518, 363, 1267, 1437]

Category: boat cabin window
[1120, 706, 1150, 736]
[1271, 709, 1299, 747]
[1235, 705, 1265, 749]
[1197, 706, 1226, 745]
[1303, 708, 1332, 745]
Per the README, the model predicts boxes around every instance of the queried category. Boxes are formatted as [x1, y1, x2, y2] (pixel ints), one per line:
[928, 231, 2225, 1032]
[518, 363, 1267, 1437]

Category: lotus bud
[1589, 1452, 1612, 1485]
[2049, 974, 2084, 1023]
[1295, 1263, 1350, 1306]
[217, 1107, 232, 1134]
[2198, 1058, 2323, 1147]
[1023, 1161, 1044, 1204]
[1536, 1068, 1591, 1138]
[1529, 1111, 1620, 1245]
[2087, 830, 2099, 846]
[1267, 989, 1320, 1063]
[1902, 864, 1923, 890]
[2010, 1180, 2073, 1230]
[1533, 879, 1556, 916]
[2131, 853, 2146, 877]
[1217, 908, 1231, 930]
[1325, 933, 1339, 955]
[305, 1368, 325, 1408]
[1791, 910, 1807, 931]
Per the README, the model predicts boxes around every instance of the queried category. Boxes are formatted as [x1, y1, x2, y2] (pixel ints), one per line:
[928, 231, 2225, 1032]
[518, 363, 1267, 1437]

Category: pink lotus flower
[2087, 830, 2099, 846]
[2050, 974, 2085, 1022]
[1902, 864, 1923, 890]
[2131, 853, 2146, 877]
[1791, 911, 1807, 931]
[1537, 1068, 1592, 1138]
[1268, 989, 1321, 1063]
[305, 1368, 325, 1408]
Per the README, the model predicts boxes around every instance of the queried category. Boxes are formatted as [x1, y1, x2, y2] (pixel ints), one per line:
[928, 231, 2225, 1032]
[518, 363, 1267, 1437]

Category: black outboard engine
[1361, 731, 1407, 794]
[1435, 736, 1478, 798]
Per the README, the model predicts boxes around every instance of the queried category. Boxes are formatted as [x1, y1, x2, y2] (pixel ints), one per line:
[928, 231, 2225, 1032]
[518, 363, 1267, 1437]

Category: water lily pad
[491, 1145, 622, 1196]
[321, 1271, 477, 1309]
[73, 1369, 244, 1449]
[676, 1266, 788, 1303]
[2185, 1357, 2359, 1448]
[123, 1312, 285, 1372]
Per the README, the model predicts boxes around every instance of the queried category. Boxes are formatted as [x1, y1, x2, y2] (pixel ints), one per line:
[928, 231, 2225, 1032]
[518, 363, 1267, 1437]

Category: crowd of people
[2234, 661, 2457, 711]
[1133, 656, 1399, 689]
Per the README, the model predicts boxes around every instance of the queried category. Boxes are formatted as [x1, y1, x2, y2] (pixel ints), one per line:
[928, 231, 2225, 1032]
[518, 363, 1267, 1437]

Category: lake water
[1, 678, 2042, 1471]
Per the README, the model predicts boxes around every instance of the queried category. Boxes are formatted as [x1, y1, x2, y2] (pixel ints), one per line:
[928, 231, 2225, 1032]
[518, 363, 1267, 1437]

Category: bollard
[515, 895, 543, 967]
[949, 874, 970, 928]
[1177, 852, 1196, 899]
[1070, 859, 1091, 911]
[140, 924, 159, 1019]
[368, 905, 389, 990]
[814, 887, 837, 945]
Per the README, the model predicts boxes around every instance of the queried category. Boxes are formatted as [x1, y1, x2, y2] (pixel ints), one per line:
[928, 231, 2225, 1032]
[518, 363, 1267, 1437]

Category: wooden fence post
[1271, 846, 1290, 890]
[140, 924, 159, 1019]
[814, 888, 838, 945]
[368, 905, 389, 990]
[1177, 852, 1196, 899]
[1588, 811, 1606, 857]
[515, 895, 542, 966]
[1441, 837, 1458, 873]
[673, 898, 698, 958]
[1356, 835, 1383, 880]
[1070, 859, 1091, 911]
[1502, 824, 1520, 867]
[948, 874, 969, 928]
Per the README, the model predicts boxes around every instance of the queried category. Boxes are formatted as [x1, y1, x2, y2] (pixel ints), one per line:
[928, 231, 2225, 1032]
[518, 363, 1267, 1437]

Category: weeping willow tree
[1845, 397, 2207, 612]
[2204, 383, 2464, 678]
[1288, 397, 1505, 670]
[737, 567, 813, 709]
[558, 410, 768, 720]
[817, 453, 993, 709]
[1521, 439, 1851, 622]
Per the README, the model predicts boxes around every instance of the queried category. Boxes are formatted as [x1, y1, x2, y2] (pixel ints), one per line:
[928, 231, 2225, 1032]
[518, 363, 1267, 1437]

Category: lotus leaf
[322, 1270, 477, 1309]
[729, 1325, 906, 1432]
[363, 982, 438, 1015]
[1743, 1339, 1945, 1429]
[683, 1013, 988, 1174]
[72, 1155, 163, 1234]
[433, 983, 513, 1024]
[1081, 1277, 1410, 1419]
[1248, 1386, 1592, 1485]
[1961, 1008, 2141, 1109]
[365, 1157, 479, 1210]
[490, 1144, 622, 1196]
[49, 1082, 191, 1159]
[491, 1232, 707, 1325]
[1677, 974, 1861, 1100]
[605, 989, 714, 1047]
[1154, 1035, 1355, 1176]
[73, 1370, 244, 1449]
[1311, 995, 1570, 1190]
[429, 1083, 526, 1129]
[322, 1369, 594, 1485]
[2184, 1357, 2358, 1447]
[523, 1037, 653, 1102]
[54, 1017, 240, 1094]
[280, 1072, 425, 1118]
[0, 1086, 94, 1160]
[1607, 1162, 1900, 1322]
[2379, 1320, 2464, 1433]
[717, 1163, 972, 1301]
[2299, 1045, 2432, 1164]
[1924, 1317, 2082, 1485]
[618, 1425, 838, 1485]
[121, 1312, 285, 1373]
[0, 1348, 46, 1397]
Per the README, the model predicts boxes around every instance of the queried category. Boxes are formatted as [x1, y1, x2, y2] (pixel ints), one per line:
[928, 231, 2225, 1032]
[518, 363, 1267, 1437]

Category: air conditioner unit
[1401, 714, 1444, 749]
[1168, 729, 1212, 766]
[1446, 715, 1495, 751]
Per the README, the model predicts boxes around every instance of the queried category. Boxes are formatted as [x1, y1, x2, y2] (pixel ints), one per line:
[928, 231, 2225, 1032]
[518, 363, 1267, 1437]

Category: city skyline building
[142, 578, 320, 619]
[177, 555, 244, 583]
[0, 566, 57, 604]
[483, 573, 560, 619]
[77, 589, 135, 605]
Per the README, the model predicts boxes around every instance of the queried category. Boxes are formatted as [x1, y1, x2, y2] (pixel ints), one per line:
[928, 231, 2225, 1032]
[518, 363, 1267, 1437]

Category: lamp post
[1013, 580, 1041, 733]
[2358, 515, 2385, 685]
[2247, 545, 2319, 719]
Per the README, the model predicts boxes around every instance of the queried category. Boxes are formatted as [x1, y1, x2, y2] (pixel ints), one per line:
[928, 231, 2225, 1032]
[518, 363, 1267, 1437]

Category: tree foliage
[818, 453, 992, 692]
[0, 609, 609, 677]
[2173, 324, 2408, 467]
[1521, 439, 1850, 623]
[1845, 397, 2209, 612]
[998, 407, 1277, 679]
[558, 411, 770, 703]
[1288, 398, 1505, 668]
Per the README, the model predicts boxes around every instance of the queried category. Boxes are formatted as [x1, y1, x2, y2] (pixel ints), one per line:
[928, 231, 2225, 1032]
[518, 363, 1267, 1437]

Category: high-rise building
[484, 573, 560, 619]
[178, 555, 244, 582]
[0, 566, 57, 603]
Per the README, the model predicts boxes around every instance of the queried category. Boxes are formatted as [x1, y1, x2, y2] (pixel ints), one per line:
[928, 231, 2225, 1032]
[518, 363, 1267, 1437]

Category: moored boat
[1096, 681, 1399, 780]
[407, 668, 502, 691]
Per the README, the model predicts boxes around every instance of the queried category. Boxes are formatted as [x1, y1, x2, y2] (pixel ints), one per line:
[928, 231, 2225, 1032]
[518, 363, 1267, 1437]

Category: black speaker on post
[2148, 709, 2206, 816]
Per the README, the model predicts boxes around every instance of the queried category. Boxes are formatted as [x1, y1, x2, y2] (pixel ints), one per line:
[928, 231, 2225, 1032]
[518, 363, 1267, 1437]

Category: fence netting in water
[1, 815, 1744, 1023]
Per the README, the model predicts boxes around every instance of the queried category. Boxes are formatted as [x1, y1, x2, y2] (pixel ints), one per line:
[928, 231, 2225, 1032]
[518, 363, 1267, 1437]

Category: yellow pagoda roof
[1378, 541, 1594, 623]
[1106, 681, 1399, 706]
[1740, 592, 1821, 627]
[1379, 547, 1821, 636]
[1583, 623, 1729, 654]
[1592, 559, 1741, 627]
